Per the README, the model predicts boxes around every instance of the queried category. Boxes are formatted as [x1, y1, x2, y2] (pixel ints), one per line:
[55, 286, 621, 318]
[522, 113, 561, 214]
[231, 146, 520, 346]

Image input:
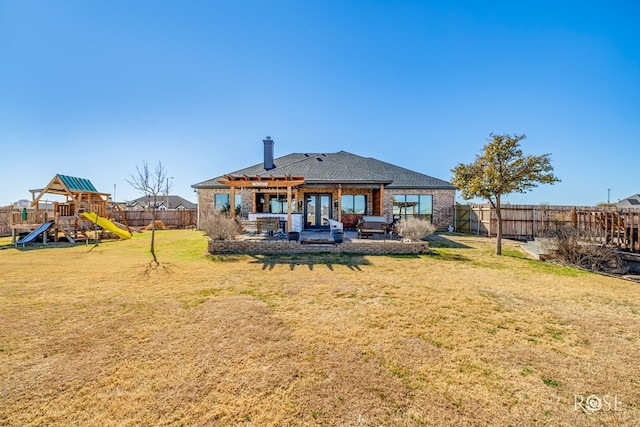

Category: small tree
[127, 160, 169, 265]
[452, 133, 559, 255]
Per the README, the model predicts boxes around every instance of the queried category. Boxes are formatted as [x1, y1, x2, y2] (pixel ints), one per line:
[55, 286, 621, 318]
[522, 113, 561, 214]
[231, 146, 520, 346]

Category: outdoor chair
[239, 220, 259, 235]
[257, 217, 279, 236]
[356, 218, 388, 239]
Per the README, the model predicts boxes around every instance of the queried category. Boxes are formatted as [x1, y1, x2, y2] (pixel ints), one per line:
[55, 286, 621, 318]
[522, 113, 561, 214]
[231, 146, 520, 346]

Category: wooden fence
[111, 210, 197, 229]
[0, 209, 11, 237]
[456, 203, 640, 246]
[458, 204, 584, 239]
[572, 210, 640, 252]
[0, 209, 197, 236]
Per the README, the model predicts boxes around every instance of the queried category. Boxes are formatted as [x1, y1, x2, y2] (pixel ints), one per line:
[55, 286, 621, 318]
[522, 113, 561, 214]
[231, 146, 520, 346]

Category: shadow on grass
[427, 250, 472, 262]
[248, 253, 372, 271]
[209, 254, 248, 263]
[11, 240, 97, 251]
[425, 234, 472, 249]
[384, 254, 423, 259]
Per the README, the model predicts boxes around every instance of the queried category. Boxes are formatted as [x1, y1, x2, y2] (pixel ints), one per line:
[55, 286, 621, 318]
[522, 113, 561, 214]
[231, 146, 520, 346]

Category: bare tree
[126, 160, 168, 266]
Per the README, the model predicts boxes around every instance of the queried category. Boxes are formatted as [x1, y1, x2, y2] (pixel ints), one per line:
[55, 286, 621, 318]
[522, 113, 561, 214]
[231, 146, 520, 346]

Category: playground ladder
[61, 219, 76, 244]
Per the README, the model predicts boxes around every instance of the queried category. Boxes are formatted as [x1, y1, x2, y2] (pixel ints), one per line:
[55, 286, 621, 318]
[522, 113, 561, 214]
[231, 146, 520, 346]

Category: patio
[209, 229, 430, 255]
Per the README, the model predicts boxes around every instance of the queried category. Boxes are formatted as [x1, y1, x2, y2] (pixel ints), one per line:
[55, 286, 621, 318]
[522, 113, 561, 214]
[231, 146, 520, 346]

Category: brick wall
[432, 189, 455, 230]
[198, 187, 455, 230]
[382, 188, 455, 230]
[208, 239, 430, 255]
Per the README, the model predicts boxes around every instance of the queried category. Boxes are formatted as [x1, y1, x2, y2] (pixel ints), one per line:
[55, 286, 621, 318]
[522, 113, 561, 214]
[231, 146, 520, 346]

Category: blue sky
[1, 1, 639, 207]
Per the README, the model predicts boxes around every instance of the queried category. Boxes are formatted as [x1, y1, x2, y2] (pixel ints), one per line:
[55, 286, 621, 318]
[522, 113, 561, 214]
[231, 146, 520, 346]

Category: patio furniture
[324, 218, 345, 243]
[239, 220, 259, 235]
[356, 216, 388, 239]
[257, 217, 279, 235]
[387, 220, 400, 239]
[248, 212, 303, 232]
[324, 218, 344, 233]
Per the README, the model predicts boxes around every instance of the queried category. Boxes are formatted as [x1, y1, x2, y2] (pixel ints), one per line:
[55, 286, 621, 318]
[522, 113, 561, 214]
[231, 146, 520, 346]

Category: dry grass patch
[0, 231, 638, 425]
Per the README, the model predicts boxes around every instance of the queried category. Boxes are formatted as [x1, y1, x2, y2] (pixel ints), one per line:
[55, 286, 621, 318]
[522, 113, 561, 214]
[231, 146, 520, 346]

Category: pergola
[394, 201, 419, 217]
[217, 174, 305, 232]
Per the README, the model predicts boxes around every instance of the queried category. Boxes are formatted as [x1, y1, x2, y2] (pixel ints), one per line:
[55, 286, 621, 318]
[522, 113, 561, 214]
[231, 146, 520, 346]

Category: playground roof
[58, 174, 99, 193]
[30, 174, 107, 198]
[28, 174, 110, 211]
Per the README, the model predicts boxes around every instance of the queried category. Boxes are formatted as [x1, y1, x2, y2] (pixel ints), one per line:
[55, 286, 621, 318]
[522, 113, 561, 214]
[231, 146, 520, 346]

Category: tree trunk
[495, 194, 503, 255]
[150, 205, 158, 265]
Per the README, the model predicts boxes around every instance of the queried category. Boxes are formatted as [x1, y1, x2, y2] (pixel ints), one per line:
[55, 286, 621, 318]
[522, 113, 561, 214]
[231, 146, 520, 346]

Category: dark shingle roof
[330, 152, 454, 188]
[128, 195, 197, 209]
[192, 151, 454, 190]
[615, 194, 640, 208]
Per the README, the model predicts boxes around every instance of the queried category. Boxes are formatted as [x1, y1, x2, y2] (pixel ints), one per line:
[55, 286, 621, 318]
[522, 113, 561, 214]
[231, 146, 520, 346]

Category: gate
[455, 204, 471, 233]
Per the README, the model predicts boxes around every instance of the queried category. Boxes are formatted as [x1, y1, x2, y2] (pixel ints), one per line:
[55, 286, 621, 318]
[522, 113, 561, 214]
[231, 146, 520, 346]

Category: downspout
[196, 189, 200, 230]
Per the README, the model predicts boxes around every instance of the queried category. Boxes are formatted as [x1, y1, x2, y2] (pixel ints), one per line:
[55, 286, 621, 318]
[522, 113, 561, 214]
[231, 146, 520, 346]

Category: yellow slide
[81, 212, 132, 239]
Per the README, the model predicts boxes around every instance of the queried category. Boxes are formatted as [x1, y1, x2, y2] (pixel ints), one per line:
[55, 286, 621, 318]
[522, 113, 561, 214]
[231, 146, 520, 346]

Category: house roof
[192, 151, 454, 190]
[128, 195, 197, 209]
[615, 194, 640, 208]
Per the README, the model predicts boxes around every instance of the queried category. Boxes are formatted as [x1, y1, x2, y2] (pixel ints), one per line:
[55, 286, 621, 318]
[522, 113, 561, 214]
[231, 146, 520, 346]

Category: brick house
[192, 137, 456, 231]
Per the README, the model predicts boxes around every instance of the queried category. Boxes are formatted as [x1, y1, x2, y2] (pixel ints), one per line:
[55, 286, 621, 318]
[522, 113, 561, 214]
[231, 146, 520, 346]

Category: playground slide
[81, 212, 132, 239]
[16, 221, 55, 245]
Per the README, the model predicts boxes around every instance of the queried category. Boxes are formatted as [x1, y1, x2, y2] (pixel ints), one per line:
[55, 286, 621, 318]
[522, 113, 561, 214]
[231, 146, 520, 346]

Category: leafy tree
[452, 133, 560, 255]
[126, 160, 169, 266]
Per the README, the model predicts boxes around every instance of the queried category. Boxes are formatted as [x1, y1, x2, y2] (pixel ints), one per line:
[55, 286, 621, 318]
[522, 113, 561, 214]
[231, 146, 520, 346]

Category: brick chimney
[263, 136, 274, 170]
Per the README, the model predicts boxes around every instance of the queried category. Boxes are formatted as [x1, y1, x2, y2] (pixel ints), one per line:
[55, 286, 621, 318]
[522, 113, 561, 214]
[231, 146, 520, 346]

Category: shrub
[396, 217, 436, 242]
[144, 220, 165, 230]
[200, 210, 239, 241]
[543, 226, 626, 274]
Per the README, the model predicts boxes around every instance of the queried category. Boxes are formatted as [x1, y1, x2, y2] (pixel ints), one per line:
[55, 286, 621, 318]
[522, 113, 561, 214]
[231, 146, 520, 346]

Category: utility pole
[166, 177, 173, 209]
[608, 188, 611, 204]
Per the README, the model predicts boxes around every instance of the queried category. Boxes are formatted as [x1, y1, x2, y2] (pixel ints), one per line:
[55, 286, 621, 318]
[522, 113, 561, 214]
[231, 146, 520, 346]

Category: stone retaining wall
[209, 240, 430, 255]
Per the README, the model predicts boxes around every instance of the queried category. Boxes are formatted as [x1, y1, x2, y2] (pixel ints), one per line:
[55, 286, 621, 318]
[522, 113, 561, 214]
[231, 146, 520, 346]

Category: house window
[214, 194, 242, 214]
[269, 195, 295, 213]
[341, 194, 366, 214]
[393, 194, 432, 221]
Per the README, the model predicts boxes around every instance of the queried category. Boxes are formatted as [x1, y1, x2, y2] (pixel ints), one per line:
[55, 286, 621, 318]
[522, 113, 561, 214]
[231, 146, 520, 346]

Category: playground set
[10, 174, 132, 245]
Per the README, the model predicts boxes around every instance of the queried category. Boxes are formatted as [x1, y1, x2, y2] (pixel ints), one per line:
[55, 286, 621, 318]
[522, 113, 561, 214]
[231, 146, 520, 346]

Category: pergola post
[379, 184, 385, 219]
[230, 186, 236, 217]
[287, 186, 292, 232]
[337, 185, 342, 222]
